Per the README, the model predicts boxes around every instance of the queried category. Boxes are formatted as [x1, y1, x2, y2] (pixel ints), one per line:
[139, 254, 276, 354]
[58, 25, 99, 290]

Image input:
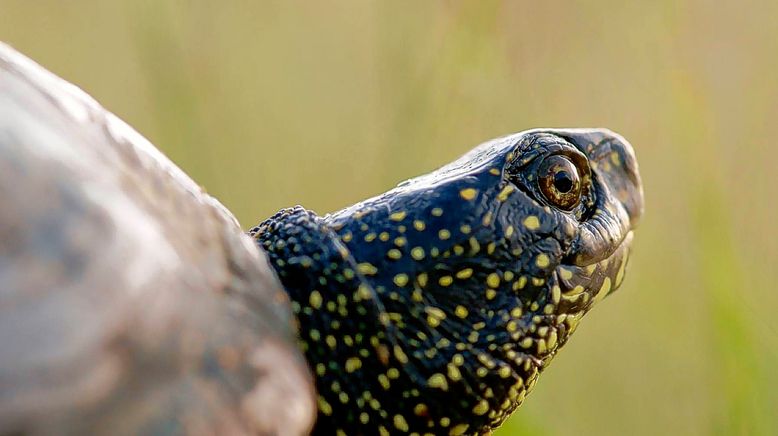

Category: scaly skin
[251, 128, 643, 435]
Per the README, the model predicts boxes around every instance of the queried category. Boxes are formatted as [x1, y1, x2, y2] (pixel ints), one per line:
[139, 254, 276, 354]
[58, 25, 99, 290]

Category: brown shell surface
[0, 43, 314, 436]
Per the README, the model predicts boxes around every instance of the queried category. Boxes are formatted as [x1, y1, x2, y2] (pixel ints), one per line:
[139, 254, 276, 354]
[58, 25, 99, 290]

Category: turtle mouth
[556, 230, 634, 307]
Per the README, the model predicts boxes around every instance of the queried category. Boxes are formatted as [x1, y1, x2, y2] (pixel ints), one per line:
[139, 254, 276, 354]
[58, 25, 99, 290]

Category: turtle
[0, 42, 644, 436]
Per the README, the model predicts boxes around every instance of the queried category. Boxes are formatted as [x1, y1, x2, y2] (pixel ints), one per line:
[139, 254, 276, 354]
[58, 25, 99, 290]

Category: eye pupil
[554, 171, 574, 193]
[536, 154, 586, 211]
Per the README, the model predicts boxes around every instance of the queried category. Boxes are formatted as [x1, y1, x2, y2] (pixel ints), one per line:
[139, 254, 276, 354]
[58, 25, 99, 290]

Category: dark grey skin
[253, 128, 643, 435]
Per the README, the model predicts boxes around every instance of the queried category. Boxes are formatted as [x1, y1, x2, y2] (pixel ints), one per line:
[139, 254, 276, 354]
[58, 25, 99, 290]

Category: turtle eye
[538, 155, 582, 210]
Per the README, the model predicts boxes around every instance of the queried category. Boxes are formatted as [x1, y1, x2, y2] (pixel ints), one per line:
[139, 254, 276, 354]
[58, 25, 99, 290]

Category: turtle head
[323, 128, 643, 430]
[255, 128, 643, 434]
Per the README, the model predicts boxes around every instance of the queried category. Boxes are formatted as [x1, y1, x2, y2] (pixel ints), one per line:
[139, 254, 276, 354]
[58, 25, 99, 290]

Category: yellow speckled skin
[252, 129, 643, 435]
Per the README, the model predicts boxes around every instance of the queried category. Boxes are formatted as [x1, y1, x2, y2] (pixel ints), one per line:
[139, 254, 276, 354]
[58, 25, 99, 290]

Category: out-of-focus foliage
[2, 1, 776, 434]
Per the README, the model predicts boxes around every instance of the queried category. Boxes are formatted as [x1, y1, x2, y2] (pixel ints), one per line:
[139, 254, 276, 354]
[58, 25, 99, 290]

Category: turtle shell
[0, 43, 314, 435]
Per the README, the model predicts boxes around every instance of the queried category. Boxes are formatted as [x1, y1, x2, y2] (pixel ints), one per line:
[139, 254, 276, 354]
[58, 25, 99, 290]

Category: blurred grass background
[2, 1, 777, 434]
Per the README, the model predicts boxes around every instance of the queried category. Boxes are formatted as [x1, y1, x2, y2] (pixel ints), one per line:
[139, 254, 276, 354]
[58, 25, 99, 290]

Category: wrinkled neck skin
[251, 129, 640, 435]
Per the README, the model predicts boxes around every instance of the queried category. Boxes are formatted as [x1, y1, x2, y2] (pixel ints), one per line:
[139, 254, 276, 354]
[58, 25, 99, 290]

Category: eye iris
[537, 155, 583, 210]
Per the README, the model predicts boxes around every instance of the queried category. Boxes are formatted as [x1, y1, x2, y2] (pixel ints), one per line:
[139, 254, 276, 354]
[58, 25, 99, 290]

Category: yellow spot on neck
[472, 399, 489, 415]
[477, 353, 495, 368]
[536, 253, 550, 268]
[390, 211, 407, 221]
[487, 242, 496, 254]
[411, 247, 425, 260]
[615, 256, 628, 287]
[455, 268, 473, 279]
[393, 273, 409, 287]
[387, 249, 402, 260]
[439, 275, 454, 286]
[559, 267, 574, 280]
[486, 272, 501, 288]
[593, 277, 612, 303]
[317, 396, 333, 415]
[431, 207, 444, 216]
[468, 237, 481, 254]
[413, 220, 426, 231]
[447, 363, 462, 381]
[537, 339, 548, 353]
[482, 211, 493, 226]
[497, 185, 515, 201]
[523, 215, 540, 230]
[358, 262, 378, 275]
[393, 415, 409, 432]
[454, 305, 469, 318]
[425, 306, 446, 321]
[459, 188, 478, 200]
[427, 373, 449, 390]
[393, 345, 409, 363]
[547, 329, 558, 349]
[417, 273, 429, 287]
[438, 229, 451, 240]
[309, 290, 322, 309]
[345, 357, 362, 373]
